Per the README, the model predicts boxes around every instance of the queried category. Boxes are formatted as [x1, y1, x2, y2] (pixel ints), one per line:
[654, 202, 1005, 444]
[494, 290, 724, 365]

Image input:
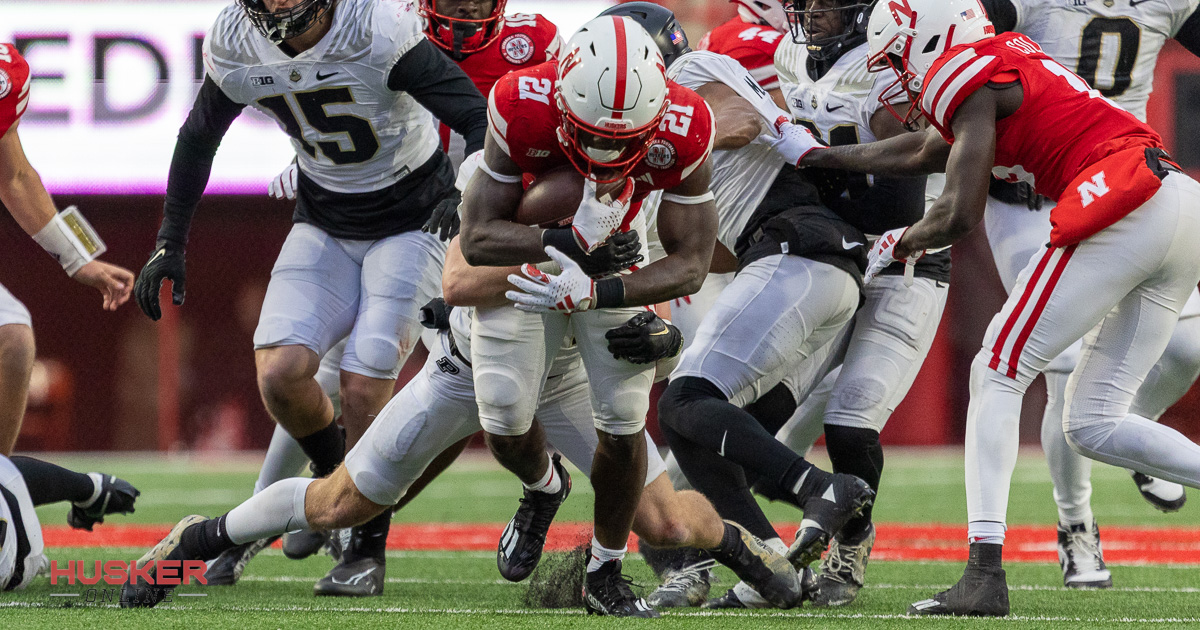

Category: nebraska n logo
[888, 0, 916, 25]
[1077, 172, 1110, 207]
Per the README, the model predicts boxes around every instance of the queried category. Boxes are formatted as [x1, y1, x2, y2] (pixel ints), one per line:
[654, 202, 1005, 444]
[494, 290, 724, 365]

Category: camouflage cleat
[119, 515, 206, 608]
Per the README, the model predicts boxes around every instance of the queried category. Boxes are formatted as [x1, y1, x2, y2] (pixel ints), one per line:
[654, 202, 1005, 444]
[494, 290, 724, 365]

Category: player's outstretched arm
[801, 125, 951, 176]
[387, 39, 489, 154]
[458, 132, 550, 267]
[695, 82, 766, 151]
[442, 237, 519, 308]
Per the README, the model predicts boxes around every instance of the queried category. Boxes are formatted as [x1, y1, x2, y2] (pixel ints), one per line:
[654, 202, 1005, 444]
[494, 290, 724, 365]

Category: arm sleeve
[981, 0, 1018, 33]
[1176, 8, 1200, 57]
[158, 76, 245, 247]
[820, 173, 929, 235]
[387, 39, 489, 155]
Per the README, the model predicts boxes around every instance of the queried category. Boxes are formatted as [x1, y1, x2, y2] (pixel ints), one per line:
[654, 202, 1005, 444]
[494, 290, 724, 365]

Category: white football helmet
[557, 16, 670, 183]
[733, 0, 788, 33]
[866, 0, 995, 128]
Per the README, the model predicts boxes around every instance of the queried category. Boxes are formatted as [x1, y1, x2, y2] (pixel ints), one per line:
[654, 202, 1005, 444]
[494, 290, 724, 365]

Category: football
[515, 166, 585, 228]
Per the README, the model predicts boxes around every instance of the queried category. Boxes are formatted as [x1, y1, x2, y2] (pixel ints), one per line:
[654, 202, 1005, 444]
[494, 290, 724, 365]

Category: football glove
[865, 227, 923, 285]
[605, 311, 683, 365]
[542, 228, 643, 277]
[572, 177, 636, 252]
[134, 241, 187, 321]
[422, 189, 462, 241]
[269, 158, 299, 200]
[419, 297, 454, 331]
[758, 117, 826, 166]
[506, 246, 598, 313]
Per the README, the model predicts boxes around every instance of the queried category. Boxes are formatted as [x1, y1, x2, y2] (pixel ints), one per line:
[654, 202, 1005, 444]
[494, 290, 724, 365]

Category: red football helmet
[419, 0, 508, 55]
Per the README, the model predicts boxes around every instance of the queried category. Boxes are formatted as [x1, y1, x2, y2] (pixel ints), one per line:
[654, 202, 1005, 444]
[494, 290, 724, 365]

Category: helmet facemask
[239, 0, 334, 44]
[556, 90, 666, 184]
[784, 0, 873, 62]
[419, 0, 507, 56]
[868, 41, 925, 131]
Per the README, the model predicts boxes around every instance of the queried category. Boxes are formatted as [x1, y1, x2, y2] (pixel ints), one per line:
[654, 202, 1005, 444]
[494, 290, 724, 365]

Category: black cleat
[68, 473, 140, 531]
[717, 521, 806, 609]
[283, 529, 327, 560]
[314, 556, 385, 597]
[788, 474, 874, 569]
[204, 535, 279, 586]
[583, 559, 659, 617]
[703, 586, 761, 609]
[646, 557, 716, 608]
[1131, 471, 1186, 513]
[909, 564, 1009, 616]
[119, 515, 206, 608]
[497, 453, 571, 582]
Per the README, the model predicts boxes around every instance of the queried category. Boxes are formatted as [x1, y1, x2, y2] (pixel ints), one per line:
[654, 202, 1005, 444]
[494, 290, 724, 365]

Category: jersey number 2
[258, 88, 381, 165]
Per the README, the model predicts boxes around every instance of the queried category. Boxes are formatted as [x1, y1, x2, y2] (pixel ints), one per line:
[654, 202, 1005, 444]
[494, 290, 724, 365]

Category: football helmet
[732, 0, 788, 33]
[784, 0, 873, 62]
[419, 0, 508, 56]
[598, 2, 691, 69]
[238, 0, 333, 44]
[556, 16, 670, 183]
[866, 0, 995, 128]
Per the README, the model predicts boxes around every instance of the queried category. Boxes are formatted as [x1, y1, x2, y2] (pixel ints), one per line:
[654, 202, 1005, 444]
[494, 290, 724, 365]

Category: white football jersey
[1008, 0, 1200, 120]
[203, 0, 438, 194]
[664, 51, 789, 254]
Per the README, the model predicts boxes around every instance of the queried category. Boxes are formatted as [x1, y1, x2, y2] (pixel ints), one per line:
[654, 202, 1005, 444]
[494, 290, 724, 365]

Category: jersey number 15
[258, 87, 381, 165]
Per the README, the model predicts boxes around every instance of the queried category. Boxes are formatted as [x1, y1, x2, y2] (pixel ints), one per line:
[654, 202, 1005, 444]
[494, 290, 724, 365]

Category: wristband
[541, 227, 579, 252]
[32, 206, 106, 276]
[594, 277, 625, 309]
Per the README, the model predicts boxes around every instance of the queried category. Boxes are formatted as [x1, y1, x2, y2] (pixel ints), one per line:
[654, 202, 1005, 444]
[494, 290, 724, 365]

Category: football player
[131, 0, 488, 596]
[976, 0, 1200, 589]
[791, 0, 1200, 616]
[0, 43, 135, 456]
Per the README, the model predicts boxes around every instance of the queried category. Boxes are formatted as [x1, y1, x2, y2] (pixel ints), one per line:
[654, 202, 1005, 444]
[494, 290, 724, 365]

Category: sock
[968, 520, 1006, 546]
[295, 420, 345, 479]
[345, 510, 391, 563]
[967, 541, 1004, 569]
[707, 521, 747, 566]
[522, 459, 561, 494]
[224, 477, 314, 545]
[255, 424, 312, 495]
[587, 536, 626, 572]
[9, 456, 97, 506]
[176, 515, 235, 561]
[780, 458, 832, 506]
[824, 425, 884, 540]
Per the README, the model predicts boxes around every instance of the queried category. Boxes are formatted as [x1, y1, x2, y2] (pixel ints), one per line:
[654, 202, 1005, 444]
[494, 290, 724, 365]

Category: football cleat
[703, 582, 772, 609]
[583, 559, 659, 617]
[718, 521, 806, 609]
[283, 529, 328, 560]
[204, 535, 279, 586]
[68, 473, 140, 531]
[788, 474, 875, 569]
[812, 523, 875, 607]
[119, 514, 206, 608]
[646, 557, 716, 608]
[497, 453, 571, 582]
[1057, 521, 1112, 589]
[909, 564, 1009, 617]
[1131, 471, 1186, 513]
[314, 556, 385, 597]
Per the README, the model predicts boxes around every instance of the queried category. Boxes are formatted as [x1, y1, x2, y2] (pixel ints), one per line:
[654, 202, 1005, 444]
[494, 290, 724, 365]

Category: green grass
[7, 448, 1200, 629]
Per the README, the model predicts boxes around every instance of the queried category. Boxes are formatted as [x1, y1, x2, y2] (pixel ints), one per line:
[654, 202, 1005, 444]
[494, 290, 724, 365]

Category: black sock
[824, 425, 884, 541]
[345, 510, 391, 563]
[10, 456, 96, 506]
[742, 383, 797, 435]
[967, 542, 1003, 569]
[780, 457, 832, 507]
[176, 515, 235, 561]
[295, 420, 345, 479]
[707, 521, 744, 565]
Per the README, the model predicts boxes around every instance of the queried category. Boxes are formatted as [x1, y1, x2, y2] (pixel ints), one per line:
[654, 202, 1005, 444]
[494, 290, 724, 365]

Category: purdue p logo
[1078, 172, 1110, 207]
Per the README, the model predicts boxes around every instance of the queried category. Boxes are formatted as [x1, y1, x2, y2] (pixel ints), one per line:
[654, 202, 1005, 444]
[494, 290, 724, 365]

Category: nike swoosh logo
[718, 431, 728, 457]
[826, 104, 845, 112]
[315, 70, 340, 81]
[148, 248, 166, 264]
[1129, 0, 1157, 6]
[842, 237, 864, 250]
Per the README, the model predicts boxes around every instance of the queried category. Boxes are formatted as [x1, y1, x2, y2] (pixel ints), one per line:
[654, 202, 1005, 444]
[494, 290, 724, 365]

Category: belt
[446, 329, 471, 368]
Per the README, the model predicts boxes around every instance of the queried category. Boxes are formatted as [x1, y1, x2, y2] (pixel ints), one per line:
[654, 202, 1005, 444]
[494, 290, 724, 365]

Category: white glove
[505, 246, 596, 313]
[865, 227, 924, 285]
[456, 149, 484, 192]
[758, 117, 825, 166]
[572, 178, 636, 252]
[269, 158, 298, 200]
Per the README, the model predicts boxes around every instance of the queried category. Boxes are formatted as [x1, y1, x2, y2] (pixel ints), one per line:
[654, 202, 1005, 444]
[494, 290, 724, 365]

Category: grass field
[5, 448, 1200, 629]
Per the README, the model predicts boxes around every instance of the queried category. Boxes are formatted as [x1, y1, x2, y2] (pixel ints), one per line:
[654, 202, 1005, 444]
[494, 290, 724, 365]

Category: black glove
[605, 311, 683, 364]
[542, 228, 643, 277]
[422, 189, 461, 241]
[419, 297, 454, 331]
[134, 241, 187, 321]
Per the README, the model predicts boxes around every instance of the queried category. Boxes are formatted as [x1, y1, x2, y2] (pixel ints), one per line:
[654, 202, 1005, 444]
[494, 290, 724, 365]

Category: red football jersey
[697, 17, 784, 90]
[920, 33, 1162, 201]
[488, 61, 715, 202]
[0, 44, 31, 137]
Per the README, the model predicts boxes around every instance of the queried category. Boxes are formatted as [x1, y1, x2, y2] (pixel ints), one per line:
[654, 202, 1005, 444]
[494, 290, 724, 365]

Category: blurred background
[2, 0, 1199, 453]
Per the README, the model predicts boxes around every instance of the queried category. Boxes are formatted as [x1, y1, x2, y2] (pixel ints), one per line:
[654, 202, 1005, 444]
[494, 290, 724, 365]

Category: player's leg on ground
[0, 321, 34, 457]
[0, 455, 49, 591]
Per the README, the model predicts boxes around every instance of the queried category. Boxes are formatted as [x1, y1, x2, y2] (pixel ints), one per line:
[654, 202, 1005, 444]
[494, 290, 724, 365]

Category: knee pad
[1062, 420, 1114, 459]
[825, 373, 893, 432]
[594, 383, 650, 436]
[475, 367, 535, 436]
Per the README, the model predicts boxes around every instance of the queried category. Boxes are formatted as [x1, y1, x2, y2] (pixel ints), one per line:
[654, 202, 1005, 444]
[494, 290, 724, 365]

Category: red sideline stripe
[42, 522, 1200, 564]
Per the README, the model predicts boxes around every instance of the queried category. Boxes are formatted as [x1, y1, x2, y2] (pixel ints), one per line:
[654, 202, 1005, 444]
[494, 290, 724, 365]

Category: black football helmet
[598, 2, 691, 69]
[784, 0, 873, 62]
[238, 0, 334, 44]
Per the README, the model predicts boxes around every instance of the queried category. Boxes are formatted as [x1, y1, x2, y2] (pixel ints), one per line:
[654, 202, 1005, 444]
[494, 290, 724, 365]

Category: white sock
[225, 477, 314, 544]
[968, 520, 1006, 545]
[75, 472, 105, 508]
[254, 425, 312, 495]
[1041, 371, 1094, 526]
[522, 459, 562, 494]
[587, 536, 626, 572]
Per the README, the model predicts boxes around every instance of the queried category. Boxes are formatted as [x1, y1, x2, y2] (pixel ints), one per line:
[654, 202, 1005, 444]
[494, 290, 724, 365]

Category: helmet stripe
[611, 16, 628, 119]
